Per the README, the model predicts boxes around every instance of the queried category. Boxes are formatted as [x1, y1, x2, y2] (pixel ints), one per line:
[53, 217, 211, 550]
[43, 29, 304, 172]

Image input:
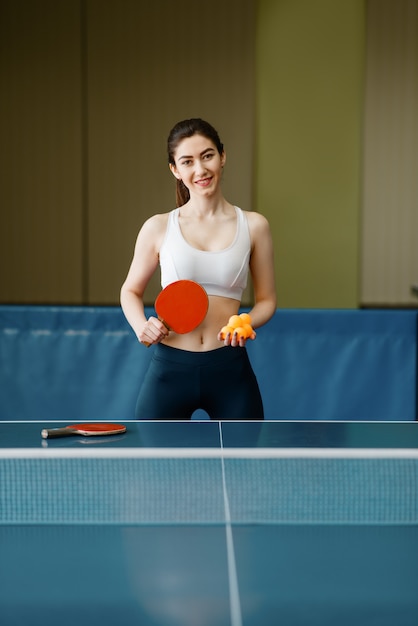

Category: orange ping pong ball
[220, 325, 234, 339]
[242, 323, 254, 338]
[233, 326, 248, 340]
[228, 314, 242, 329]
[239, 312, 252, 326]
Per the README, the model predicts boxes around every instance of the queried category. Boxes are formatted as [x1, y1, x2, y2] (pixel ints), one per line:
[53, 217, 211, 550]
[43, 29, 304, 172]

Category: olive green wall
[256, 0, 365, 308]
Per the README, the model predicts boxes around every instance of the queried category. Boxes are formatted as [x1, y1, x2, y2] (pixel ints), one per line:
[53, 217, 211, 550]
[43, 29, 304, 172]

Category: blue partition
[246, 310, 417, 421]
[0, 306, 151, 423]
[0, 306, 416, 421]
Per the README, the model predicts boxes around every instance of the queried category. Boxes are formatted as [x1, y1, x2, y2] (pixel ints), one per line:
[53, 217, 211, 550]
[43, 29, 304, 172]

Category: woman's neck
[181, 194, 231, 218]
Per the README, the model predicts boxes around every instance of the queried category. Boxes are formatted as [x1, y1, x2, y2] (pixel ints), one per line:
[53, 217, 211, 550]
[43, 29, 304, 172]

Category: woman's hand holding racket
[140, 316, 170, 345]
[141, 280, 208, 347]
[218, 313, 256, 347]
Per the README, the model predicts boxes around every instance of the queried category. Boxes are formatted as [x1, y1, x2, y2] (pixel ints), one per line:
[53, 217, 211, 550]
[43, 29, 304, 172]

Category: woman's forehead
[174, 134, 216, 157]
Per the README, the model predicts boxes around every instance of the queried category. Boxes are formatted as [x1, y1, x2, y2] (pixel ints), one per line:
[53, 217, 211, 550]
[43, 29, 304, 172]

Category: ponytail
[176, 179, 190, 207]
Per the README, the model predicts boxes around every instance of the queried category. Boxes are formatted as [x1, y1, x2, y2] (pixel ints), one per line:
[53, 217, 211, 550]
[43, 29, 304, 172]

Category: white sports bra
[159, 206, 251, 300]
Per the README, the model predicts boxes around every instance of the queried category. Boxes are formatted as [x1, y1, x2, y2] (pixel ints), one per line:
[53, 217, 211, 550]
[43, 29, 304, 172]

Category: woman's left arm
[246, 212, 277, 329]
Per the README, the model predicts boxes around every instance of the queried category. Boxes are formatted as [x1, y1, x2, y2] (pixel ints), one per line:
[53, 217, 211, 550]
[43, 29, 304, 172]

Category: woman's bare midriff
[161, 295, 241, 352]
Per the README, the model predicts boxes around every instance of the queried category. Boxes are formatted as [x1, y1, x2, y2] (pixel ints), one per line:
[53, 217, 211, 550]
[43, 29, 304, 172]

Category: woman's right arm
[120, 215, 169, 345]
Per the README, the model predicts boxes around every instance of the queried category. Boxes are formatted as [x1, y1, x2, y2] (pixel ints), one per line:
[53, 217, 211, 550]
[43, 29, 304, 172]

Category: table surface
[1, 419, 418, 450]
[1, 421, 417, 626]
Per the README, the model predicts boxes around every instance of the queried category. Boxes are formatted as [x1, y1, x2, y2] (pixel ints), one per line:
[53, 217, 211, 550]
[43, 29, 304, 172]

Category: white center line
[219, 422, 243, 626]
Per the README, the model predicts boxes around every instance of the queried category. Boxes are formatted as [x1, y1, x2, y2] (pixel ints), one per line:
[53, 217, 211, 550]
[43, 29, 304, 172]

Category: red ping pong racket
[144, 280, 208, 346]
[41, 423, 126, 439]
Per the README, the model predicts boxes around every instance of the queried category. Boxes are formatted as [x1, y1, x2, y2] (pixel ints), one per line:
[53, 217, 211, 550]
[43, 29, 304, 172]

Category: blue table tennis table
[1, 420, 417, 626]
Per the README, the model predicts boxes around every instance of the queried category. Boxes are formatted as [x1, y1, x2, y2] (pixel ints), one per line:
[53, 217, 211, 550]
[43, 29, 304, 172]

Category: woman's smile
[195, 176, 213, 187]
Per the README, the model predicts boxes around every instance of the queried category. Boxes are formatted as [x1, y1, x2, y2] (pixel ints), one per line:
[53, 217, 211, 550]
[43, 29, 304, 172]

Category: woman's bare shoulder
[132, 211, 173, 256]
[142, 210, 171, 232]
[242, 209, 271, 231]
[135, 211, 173, 245]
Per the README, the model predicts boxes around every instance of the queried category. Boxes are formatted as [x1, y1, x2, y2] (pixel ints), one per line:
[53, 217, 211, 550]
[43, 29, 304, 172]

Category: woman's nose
[195, 159, 207, 175]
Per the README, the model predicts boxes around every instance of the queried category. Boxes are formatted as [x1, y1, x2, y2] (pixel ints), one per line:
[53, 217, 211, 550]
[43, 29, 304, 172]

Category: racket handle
[41, 428, 77, 439]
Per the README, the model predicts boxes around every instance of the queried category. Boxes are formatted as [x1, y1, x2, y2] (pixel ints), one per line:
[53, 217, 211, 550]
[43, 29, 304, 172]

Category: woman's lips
[195, 177, 212, 187]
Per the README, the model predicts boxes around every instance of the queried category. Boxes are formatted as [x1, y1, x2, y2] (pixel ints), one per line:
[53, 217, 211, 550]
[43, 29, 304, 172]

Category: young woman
[120, 118, 276, 420]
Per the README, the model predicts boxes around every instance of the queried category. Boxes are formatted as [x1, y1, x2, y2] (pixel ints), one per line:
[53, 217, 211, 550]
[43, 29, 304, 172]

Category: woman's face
[170, 133, 226, 199]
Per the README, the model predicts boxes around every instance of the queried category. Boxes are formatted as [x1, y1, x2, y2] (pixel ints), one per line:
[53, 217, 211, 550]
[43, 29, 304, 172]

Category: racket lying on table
[144, 279, 208, 346]
[41, 423, 126, 439]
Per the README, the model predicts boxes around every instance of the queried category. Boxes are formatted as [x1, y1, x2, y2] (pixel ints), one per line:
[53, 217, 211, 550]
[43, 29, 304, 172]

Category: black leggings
[135, 343, 264, 420]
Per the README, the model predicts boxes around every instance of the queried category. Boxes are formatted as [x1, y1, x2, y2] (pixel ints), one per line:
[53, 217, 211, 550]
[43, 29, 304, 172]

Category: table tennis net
[1, 454, 417, 525]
